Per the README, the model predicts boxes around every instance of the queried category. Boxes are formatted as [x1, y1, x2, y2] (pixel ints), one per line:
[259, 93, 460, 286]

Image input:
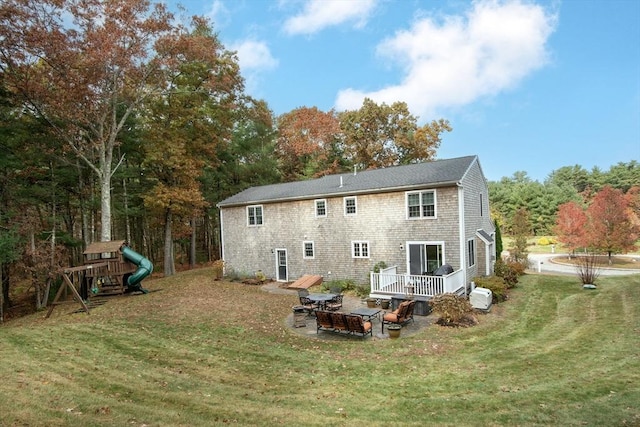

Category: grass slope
[1, 270, 638, 426]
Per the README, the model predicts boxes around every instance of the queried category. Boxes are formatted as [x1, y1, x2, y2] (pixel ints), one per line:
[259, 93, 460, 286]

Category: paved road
[527, 253, 640, 276]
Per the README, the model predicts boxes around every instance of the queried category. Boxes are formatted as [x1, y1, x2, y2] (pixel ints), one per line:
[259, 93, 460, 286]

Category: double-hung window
[352, 241, 369, 258]
[315, 199, 327, 218]
[407, 190, 436, 219]
[247, 205, 263, 226]
[303, 241, 315, 259]
[344, 196, 357, 216]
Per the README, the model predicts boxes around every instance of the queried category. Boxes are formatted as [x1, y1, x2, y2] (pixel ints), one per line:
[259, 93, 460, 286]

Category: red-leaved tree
[554, 201, 587, 254]
[585, 186, 639, 263]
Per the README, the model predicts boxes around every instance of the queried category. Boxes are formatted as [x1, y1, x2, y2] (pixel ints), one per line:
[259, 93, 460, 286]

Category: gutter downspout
[457, 182, 467, 296]
[218, 207, 225, 269]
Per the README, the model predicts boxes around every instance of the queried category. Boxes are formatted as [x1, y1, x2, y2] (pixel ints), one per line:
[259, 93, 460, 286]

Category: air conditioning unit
[470, 287, 492, 310]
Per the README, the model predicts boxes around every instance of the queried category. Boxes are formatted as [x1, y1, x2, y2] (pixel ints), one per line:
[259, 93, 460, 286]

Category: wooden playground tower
[46, 240, 151, 318]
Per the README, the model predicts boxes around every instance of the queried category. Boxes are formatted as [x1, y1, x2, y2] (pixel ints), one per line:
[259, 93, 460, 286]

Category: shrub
[537, 237, 550, 246]
[430, 293, 473, 324]
[372, 261, 388, 273]
[354, 283, 370, 298]
[322, 279, 356, 293]
[212, 259, 224, 280]
[494, 259, 520, 288]
[474, 276, 508, 303]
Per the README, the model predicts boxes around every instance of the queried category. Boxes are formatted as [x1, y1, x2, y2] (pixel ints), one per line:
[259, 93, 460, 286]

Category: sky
[165, 0, 640, 182]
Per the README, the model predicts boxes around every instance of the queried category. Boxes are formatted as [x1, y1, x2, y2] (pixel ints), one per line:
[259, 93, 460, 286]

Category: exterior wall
[460, 160, 496, 279]
[220, 185, 462, 285]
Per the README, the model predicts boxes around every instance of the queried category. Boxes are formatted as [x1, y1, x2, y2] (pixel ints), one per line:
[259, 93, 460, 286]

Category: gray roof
[217, 155, 479, 207]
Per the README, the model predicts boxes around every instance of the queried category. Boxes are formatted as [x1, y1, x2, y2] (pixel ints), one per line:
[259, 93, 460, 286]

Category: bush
[212, 259, 224, 280]
[354, 283, 370, 298]
[321, 279, 356, 294]
[474, 276, 508, 303]
[494, 259, 521, 288]
[537, 237, 550, 246]
[430, 293, 473, 324]
[372, 261, 388, 273]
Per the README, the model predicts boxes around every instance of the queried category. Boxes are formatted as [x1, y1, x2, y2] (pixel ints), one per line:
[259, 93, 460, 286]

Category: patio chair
[297, 289, 309, 297]
[382, 300, 412, 333]
[316, 310, 334, 333]
[299, 296, 318, 316]
[345, 314, 373, 338]
[325, 294, 343, 311]
[330, 312, 349, 333]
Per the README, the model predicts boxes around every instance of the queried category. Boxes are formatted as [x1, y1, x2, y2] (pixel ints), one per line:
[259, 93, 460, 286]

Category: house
[217, 155, 496, 299]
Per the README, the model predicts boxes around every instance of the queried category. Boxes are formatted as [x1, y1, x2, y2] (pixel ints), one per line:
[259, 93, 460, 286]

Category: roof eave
[217, 180, 461, 208]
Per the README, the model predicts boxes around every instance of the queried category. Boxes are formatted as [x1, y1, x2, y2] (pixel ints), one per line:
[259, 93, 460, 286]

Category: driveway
[527, 253, 640, 276]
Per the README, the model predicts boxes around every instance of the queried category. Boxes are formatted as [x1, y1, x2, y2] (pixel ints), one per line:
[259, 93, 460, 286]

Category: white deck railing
[370, 267, 465, 298]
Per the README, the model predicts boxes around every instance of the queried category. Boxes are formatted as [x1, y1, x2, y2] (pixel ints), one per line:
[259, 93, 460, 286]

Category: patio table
[307, 293, 336, 311]
[350, 307, 382, 322]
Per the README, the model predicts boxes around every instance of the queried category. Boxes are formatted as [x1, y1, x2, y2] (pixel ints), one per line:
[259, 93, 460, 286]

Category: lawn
[1, 269, 638, 426]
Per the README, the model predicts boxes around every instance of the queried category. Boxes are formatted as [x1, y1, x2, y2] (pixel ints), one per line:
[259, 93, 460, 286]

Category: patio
[261, 281, 435, 340]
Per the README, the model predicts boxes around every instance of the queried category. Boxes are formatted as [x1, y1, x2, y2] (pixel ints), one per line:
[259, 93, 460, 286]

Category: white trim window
[406, 190, 436, 219]
[303, 241, 315, 259]
[467, 238, 476, 267]
[352, 241, 369, 258]
[247, 205, 263, 226]
[315, 199, 327, 218]
[344, 196, 357, 216]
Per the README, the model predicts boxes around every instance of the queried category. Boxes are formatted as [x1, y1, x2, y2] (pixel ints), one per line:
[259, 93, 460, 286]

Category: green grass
[1, 270, 639, 426]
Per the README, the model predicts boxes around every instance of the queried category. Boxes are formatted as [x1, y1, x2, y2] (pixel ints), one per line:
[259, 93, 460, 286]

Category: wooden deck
[288, 274, 323, 290]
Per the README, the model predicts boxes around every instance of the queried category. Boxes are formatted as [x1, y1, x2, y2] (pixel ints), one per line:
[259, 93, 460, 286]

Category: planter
[366, 298, 377, 308]
[387, 325, 402, 339]
[380, 300, 390, 309]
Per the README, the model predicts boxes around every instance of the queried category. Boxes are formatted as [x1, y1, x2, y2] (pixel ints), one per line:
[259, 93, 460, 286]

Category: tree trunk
[163, 209, 175, 277]
[100, 171, 112, 242]
[190, 217, 196, 269]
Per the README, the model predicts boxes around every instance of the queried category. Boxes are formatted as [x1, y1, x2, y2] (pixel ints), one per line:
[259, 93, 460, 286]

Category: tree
[141, 17, 243, 276]
[0, 0, 178, 242]
[276, 107, 344, 181]
[585, 186, 638, 263]
[554, 201, 587, 254]
[509, 207, 531, 264]
[339, 98, 451, 170]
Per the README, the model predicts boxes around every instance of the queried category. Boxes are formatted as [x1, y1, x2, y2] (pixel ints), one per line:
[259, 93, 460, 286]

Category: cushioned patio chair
[316, 310, 334, 333]
[330, 312, 349, 333]
[299, 296, 318, 316]
[382, 300, 413, 333]
[325, 294, 343, 311]
[345, 314, 373, 338]
[297, 289, 309, 297]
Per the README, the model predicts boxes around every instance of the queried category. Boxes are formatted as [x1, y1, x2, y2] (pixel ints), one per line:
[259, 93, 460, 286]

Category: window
[407, 190, 436, 219]
[247, 205, 263, 226]
[315, 199, 327, 217]
[303, 241, 315, 259]
[344, 197, 357, 216]
[352, 241, 369, 258]
[467, 239, 476, 267]
[480, 193, 484, 217]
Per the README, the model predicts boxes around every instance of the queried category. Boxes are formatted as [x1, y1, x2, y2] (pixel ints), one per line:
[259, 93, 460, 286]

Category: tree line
[0, 0, 451, 315]
[1, 0, 638, 318]
[489, 163, 640, 236]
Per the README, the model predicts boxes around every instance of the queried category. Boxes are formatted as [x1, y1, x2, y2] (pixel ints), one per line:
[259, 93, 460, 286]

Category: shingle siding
[219, 156, 495, 285]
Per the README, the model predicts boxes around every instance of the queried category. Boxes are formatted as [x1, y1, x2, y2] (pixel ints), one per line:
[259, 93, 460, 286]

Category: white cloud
[283, 0, 377, 35]
[229, 39, 279, 94]
[335, 0, 558, 119]
[231, 39, 278, 71]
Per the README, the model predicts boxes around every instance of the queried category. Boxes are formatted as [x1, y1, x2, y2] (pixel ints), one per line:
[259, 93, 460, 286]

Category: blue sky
[166, 0, 640, 182]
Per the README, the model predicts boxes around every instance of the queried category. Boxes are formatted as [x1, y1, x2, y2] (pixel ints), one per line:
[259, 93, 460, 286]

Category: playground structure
[46, 240, 153, 318]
